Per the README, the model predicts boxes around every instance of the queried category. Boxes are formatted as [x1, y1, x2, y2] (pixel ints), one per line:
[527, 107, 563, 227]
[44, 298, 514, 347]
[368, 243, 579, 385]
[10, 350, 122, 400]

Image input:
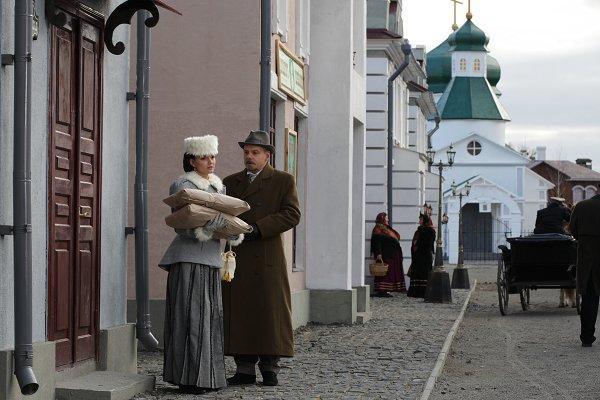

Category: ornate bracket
[104, 0, 159, 55]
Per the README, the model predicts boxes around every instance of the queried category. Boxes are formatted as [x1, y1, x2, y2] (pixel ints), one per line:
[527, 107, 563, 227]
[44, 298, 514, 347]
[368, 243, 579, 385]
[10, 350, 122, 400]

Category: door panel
[49, 11, 102, 368]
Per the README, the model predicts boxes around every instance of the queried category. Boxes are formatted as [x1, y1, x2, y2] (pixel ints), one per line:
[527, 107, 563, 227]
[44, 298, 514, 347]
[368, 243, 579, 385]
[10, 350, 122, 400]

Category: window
[467, 140, 482, 156]
[585, 186, 597, 200]
[459, 58, 467, 71]
[473, 58, 481, 72]
[295, 0, 310, 61]
[573, 186, 584, 203]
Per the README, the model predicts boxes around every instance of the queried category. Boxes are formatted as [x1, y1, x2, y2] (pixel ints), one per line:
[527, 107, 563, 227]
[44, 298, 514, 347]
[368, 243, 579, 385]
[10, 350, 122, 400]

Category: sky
[403, 0, 600, 169]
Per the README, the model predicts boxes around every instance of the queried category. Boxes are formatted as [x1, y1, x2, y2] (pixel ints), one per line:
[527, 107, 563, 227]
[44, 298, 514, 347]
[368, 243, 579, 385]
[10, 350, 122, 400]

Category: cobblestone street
[432, 266, 600, 400]
[135, 285, 470, 399]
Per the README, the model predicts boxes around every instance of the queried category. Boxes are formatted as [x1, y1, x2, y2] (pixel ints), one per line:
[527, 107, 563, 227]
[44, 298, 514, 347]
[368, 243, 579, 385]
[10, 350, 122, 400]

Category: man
[222, 130, 301, 386]
[534, 197, 571, 234]
[570, 186, 600, 347]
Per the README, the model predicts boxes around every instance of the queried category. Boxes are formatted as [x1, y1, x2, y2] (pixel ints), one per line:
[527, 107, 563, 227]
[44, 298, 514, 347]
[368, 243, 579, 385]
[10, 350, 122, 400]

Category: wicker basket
[369, 260, 389, 277]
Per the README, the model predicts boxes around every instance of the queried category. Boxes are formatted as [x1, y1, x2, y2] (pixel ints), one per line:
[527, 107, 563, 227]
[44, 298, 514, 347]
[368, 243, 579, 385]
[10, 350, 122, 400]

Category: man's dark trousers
[581, 280, 599, 345]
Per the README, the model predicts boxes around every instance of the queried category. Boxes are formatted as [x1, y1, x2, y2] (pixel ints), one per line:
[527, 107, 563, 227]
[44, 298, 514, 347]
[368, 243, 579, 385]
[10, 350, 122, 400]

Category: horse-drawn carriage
[497, 233, 579, 315]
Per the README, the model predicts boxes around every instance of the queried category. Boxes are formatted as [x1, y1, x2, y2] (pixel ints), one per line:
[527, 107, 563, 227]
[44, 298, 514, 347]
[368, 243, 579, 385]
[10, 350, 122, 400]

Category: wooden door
[48, 9, 102, 368]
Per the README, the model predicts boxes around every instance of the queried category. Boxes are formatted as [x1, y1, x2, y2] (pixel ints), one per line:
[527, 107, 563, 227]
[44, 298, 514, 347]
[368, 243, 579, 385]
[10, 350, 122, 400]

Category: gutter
[13, 0, 39, 394]
[259, 0, 271, 131]
[387, 41, 412, 224]
[133, 11, 158, 350]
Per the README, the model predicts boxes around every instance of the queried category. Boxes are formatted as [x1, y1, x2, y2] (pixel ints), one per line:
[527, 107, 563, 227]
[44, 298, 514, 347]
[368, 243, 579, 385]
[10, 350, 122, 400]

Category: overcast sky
[403, 0, 600, 169]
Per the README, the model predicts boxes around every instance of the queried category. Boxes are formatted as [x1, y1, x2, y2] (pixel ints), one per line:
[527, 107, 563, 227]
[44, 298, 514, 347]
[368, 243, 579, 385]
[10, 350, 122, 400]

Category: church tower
[427, 15, 510, 149]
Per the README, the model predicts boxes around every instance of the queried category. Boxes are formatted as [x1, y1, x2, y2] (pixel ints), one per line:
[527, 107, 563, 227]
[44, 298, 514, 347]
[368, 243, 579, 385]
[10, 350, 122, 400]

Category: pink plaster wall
[127, 0, 306, 299]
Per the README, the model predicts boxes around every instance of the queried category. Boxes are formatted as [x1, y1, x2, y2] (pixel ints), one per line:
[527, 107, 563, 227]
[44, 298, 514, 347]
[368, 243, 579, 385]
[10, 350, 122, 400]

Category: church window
[459, 58, 467, 71]
[467, 140, 482, 156]
[573, 186, 584, 203]
[474, 58, 481, 71]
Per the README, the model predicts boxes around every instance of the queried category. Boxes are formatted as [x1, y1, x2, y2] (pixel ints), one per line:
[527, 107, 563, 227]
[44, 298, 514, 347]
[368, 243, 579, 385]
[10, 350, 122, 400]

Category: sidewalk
[135, 286, 470, 399]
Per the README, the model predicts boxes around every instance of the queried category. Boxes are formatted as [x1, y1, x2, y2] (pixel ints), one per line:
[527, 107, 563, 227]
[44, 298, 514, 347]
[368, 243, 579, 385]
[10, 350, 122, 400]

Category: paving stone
[135, 289, 469, 399]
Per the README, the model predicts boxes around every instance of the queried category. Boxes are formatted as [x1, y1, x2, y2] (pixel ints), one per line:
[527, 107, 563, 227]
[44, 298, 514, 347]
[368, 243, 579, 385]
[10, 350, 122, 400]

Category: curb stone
[420, 280, 478, 400]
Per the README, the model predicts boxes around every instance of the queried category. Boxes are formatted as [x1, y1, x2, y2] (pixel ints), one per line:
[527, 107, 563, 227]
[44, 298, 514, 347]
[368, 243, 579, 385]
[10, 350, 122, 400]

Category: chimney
[576, 158, 592, 169]
[536, 146, 546, 161]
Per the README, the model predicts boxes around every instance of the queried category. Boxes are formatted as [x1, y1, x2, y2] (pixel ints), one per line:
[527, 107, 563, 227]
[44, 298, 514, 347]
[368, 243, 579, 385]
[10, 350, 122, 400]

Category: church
[426, 8, 553, 263]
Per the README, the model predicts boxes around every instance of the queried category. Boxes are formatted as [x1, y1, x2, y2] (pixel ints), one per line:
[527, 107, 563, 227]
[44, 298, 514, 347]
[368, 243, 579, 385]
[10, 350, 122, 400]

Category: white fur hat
[183, 135, 219, 157]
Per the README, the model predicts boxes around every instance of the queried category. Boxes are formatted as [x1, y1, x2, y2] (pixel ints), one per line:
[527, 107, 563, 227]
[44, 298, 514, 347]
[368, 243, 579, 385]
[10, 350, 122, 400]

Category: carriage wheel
[576, 290, 582, 315]
[497, 258, 509, 315]
[519, 288, 530, 311]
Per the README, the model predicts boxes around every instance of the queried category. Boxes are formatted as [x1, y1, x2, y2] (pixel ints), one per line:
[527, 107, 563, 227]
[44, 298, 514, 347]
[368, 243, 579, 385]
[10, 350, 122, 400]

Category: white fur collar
[182, 172, 223, 192]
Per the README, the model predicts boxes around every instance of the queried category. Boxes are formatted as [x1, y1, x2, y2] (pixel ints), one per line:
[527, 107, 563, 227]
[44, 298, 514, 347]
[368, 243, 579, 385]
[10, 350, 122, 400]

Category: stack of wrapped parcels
[164, 188, 253, 239]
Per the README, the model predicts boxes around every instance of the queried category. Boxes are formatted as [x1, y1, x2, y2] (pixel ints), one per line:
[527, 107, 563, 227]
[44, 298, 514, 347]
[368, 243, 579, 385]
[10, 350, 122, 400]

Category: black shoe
[227, 373, 256, 386]
[261, 371, 278, 386]
[179, 385, 207, 394]
[582, 342, 593, 347]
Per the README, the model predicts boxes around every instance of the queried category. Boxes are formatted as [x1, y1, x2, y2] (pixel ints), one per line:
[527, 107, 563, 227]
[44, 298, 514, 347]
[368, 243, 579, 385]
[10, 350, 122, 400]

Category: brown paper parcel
[163, 188, 250, 216]
[165, 204, 253, 237]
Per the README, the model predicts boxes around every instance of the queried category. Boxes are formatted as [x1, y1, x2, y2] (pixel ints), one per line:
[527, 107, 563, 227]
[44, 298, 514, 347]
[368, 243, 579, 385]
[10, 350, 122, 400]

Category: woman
[158, 135, 244, 394]
[407, 213, 436, 298]
[370, 212, 406, 297]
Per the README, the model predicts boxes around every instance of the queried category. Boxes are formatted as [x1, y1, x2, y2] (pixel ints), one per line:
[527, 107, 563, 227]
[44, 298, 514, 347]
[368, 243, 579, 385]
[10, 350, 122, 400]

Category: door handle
[79, 206, 91, 218]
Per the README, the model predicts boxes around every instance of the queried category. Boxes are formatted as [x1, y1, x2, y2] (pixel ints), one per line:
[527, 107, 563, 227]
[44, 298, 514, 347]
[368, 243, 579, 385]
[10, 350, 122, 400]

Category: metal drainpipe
[134, 11, 158, 350]
[387, 41, 412, 224]
[259, 0, 271, 131]
[426, 116, 441, 172]
[13, 0, 39, 394]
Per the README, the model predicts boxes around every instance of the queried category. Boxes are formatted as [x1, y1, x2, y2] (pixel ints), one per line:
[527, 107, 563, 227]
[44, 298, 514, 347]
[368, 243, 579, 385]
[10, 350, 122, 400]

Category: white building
[426, 16, 553, 263]
[365, 0, 440, 273]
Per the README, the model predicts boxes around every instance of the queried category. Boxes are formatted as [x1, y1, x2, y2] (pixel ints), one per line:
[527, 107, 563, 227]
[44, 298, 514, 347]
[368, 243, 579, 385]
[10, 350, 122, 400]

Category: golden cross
[466, 0, 473, 20]
[450, 0, 463, 31]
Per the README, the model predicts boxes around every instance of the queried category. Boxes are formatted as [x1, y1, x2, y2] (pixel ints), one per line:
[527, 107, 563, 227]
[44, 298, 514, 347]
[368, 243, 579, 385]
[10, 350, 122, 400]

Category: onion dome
[448, 20, 489, 52]
[425, 33, 454, 93]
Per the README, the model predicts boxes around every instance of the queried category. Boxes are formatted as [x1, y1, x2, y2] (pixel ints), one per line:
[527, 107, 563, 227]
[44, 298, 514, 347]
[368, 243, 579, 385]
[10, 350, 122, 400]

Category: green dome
[425, 33, 454, 93]
[448, 20, 489, 52]
[426, 21, 500, 94]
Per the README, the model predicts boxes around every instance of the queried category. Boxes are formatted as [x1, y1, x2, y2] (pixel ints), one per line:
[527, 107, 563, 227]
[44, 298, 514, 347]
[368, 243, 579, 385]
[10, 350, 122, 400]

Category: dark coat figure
[370, 212, 406, 295]
[569, 193, 600, 346]
[534, 201, 571, 234]
[222, 164, 301, 358]
[407, 215, 436, 298]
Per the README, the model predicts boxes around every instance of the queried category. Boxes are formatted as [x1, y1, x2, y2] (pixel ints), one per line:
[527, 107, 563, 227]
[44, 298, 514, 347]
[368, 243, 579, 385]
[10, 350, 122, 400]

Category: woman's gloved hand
[204, 213, 228, 232]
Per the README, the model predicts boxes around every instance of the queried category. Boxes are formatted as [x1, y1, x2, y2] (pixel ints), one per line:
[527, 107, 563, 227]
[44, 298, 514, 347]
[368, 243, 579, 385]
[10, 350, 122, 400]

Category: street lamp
[424, 144, 455, 303]
[450, 180, 471, 289]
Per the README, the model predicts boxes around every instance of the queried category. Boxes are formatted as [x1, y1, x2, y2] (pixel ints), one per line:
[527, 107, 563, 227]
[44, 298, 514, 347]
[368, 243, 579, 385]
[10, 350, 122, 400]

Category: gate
[462, 204, 511, 263]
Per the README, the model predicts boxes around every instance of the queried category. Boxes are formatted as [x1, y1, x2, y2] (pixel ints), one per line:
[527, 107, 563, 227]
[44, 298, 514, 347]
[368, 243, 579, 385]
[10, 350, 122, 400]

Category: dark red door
[48, 9, 102, 368]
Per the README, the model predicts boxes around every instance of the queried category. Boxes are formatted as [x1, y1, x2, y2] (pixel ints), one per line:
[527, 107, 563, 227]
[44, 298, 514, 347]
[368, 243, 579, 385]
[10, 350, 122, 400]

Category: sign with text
[276, 41, 307, 105]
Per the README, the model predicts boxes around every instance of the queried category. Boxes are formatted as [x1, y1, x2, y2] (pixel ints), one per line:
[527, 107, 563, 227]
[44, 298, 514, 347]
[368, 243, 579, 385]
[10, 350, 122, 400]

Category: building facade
[364, 0, 440, 276]
[0, 1, 149, 398]
[129, 0, 369, 338]
[426, 16, 552, 263]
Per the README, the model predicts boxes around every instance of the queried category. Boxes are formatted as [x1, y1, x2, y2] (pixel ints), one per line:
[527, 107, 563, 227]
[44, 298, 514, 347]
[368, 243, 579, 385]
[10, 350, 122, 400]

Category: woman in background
[371, 212, 406, 297]
[407, 213, 436, 298]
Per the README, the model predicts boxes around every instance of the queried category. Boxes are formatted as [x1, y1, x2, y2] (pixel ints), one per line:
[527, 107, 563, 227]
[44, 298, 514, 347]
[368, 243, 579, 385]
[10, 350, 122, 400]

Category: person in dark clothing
[569, 188, 600, 347]
[407, 214, 436, 298]
[534, 197, 571, 234]
[371, 212, 406, 297]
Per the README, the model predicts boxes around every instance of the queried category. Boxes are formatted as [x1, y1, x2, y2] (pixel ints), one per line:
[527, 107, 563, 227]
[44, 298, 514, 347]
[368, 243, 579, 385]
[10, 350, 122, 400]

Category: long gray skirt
[163, 263, 226, 389]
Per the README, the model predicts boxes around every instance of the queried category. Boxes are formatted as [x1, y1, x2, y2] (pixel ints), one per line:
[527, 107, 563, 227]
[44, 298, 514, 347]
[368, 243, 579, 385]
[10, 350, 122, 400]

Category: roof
[448, 20, 489, 52]
[436, 77, 510, 120]
[529, 160, 600, 182]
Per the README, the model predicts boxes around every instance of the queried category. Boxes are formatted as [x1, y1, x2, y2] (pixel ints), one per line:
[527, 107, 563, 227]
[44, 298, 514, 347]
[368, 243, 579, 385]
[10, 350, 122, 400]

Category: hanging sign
[276, 40, 307, 105]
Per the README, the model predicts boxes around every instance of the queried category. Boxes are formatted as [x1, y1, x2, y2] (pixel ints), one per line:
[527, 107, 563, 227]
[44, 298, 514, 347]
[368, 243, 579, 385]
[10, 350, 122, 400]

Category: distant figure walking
[569, 186, 600, 347]
[534, 197, 571, 235]
[407, 214, 436, 298]
[370, 212, 406, 297]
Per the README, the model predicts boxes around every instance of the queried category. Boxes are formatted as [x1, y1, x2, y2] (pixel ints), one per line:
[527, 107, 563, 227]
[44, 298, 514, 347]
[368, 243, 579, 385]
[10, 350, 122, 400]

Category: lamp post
[450, 180, 471, 289]
[424, 145, 455, 303]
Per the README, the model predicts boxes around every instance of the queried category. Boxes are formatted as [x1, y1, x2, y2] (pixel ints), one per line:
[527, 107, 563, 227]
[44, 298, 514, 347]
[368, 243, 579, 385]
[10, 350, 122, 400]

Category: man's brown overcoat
[222, 164, 301, 357]
[569, 194, 600, 295]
